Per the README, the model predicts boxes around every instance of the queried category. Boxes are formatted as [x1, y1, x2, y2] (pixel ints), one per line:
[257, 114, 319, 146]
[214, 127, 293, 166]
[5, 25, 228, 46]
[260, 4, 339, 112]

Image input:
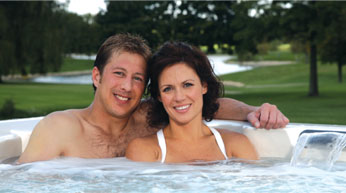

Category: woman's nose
[174, 88, 185, 102]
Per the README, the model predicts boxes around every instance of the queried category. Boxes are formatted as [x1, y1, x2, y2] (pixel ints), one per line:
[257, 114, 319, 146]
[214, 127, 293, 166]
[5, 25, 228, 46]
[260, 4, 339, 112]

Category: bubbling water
[1, 157, 346, 193]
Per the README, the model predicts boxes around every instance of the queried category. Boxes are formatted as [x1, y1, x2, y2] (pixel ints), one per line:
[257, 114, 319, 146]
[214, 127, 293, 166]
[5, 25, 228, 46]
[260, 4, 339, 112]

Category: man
[18, 34, 289, 163]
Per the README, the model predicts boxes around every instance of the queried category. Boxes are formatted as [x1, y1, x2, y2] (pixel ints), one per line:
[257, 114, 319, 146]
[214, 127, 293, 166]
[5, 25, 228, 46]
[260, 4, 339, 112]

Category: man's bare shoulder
[18, 109, 86, 163]
[38, 109, 85, 134]
[28, 109, 88, 148]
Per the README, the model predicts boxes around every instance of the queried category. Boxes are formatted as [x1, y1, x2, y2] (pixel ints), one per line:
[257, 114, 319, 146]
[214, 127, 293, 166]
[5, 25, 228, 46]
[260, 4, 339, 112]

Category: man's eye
[114, 71, 124, 76]
[134, 77, 143, 82]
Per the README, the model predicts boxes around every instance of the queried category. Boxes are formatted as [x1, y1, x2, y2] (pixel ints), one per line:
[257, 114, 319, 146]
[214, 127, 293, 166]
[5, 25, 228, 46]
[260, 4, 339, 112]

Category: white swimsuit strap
[156, 129, 166, 163]
[157, 128, 228, 163]
[209, 127, 228, 160]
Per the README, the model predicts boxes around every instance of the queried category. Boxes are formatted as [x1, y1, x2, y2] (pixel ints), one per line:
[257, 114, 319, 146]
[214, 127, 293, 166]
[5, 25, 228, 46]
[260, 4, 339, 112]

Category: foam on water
[1, 157, 346, 193]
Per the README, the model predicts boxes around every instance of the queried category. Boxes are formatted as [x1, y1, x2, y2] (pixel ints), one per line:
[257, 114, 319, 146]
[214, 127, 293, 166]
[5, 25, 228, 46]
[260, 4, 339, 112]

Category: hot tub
[0, 117, 346, 192]
[1, 117, 345, 162]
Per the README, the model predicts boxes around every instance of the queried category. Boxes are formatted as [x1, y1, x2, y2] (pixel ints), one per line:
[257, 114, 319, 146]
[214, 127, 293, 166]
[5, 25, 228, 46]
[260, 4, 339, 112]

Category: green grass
[60, 57, 94, 72]
[0, 57, 94, 119]
[0, 83, 93, 119]
[277, 44, 291, 52]
[220, 63, 346, 125]
[253, 50, 305, 62]
[227, 49, 306, 63]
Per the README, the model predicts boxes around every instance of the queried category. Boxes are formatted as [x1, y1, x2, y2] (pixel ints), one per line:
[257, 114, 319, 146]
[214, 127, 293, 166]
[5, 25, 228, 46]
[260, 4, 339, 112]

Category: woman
[126, 42, 258, 163]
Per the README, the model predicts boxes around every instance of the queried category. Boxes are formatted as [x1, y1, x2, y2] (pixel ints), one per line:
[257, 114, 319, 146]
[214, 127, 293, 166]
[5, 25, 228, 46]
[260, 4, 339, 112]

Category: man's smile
[115, 94, 131, 101]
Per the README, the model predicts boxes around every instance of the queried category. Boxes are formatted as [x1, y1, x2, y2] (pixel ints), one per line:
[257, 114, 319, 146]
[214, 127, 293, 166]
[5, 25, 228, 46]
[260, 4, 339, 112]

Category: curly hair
[147, 41, 224, 128]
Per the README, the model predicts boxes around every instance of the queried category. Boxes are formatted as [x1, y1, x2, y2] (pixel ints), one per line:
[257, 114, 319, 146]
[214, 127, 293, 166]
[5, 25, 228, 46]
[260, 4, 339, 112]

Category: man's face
[93, 51, 147, 119]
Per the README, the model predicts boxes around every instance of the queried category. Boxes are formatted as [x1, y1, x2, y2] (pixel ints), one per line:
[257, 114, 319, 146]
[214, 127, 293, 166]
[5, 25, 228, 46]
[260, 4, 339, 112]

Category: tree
[231, 1, 346, 96]
[0, 1, 65, 80]
[231, 1, 261, 60]
[276, 1, 346, 95]
[0, 5, 14, 82]
[263, 1, 324, 96]
[61, 12, 101, 55]
[96, 1, 162, 49]
[318, 2, 346, 83]
[184, 1, 236, 54]
[95, 1, 237, 53]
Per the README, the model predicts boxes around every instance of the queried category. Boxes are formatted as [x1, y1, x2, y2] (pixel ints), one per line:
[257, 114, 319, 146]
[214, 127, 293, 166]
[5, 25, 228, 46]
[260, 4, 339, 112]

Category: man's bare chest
[63, 124, 157, 158]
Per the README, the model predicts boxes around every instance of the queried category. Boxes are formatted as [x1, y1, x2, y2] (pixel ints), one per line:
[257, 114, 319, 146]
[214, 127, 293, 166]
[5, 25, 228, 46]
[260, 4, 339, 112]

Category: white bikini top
[156, 127, 229, 163]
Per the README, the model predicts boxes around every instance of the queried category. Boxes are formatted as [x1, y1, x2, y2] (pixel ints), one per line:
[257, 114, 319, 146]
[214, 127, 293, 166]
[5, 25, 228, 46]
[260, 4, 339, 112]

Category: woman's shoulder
[215, 128, 258, 160]
[125, 134, 161, 162]
[216, 128, 248, 142]
[129, 134, 158, 147]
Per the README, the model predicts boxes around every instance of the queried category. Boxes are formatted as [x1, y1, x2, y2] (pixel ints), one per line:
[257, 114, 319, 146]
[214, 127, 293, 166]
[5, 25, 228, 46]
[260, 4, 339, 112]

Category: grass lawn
[220, 62, 346, 125]
[227, 48, 306, 63]
[0, 57, 92, 119]
[0, 83, 93, 119]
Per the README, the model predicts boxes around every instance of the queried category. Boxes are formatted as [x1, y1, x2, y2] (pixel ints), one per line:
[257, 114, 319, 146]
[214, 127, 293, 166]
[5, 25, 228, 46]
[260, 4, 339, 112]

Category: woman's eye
[184, 83, 193, 88]
[162, 87, 171, 92]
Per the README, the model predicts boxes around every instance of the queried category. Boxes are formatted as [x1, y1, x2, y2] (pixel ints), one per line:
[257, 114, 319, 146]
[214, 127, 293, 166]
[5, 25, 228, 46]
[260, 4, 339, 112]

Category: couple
[18, 34, 289, 164]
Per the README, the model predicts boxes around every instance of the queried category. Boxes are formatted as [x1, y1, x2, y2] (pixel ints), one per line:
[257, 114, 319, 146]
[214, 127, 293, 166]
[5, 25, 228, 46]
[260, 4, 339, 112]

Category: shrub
[0, 99, 15, 119]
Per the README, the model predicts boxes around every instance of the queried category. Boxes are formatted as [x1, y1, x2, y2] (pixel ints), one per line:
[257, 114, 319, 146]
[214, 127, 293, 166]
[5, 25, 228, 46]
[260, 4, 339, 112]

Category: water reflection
[32, 74, 92, 84]
[208, 55, 252, 75]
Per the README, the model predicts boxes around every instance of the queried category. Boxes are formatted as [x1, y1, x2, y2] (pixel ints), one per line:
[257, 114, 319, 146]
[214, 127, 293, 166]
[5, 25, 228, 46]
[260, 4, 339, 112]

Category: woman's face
[158, 63, 207, 125]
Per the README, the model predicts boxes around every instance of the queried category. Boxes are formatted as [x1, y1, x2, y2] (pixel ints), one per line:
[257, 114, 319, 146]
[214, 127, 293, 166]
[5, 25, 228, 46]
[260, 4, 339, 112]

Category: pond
[29, 55, 252, 84]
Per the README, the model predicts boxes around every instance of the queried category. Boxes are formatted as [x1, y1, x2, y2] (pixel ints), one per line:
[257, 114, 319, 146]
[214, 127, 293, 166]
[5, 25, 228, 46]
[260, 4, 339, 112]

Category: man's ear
[202, 82, 208, 95]
[92, 66, 101, 88]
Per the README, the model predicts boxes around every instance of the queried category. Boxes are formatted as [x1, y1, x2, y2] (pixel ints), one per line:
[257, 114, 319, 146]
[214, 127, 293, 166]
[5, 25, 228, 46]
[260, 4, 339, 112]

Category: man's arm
[17, 112, 70, 163]
[215, 98, 289, 129]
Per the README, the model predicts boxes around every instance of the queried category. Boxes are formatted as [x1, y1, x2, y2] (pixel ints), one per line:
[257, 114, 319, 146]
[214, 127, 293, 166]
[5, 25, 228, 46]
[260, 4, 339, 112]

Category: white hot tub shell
[1, 117, 346, 162]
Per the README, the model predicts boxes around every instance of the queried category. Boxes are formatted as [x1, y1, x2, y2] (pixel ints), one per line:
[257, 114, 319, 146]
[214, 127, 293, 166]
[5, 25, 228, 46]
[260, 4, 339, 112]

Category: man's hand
[247, 103, 289, 129]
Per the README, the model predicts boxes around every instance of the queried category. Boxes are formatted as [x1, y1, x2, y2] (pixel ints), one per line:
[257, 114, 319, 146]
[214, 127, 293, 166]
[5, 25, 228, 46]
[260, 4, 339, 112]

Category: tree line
[0, 1, 345, 96]
[0, 1, 99, 80]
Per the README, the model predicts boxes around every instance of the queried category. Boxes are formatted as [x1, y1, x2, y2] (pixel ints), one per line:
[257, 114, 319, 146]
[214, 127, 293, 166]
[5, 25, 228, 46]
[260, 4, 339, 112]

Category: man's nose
[121, 77, 132, 92]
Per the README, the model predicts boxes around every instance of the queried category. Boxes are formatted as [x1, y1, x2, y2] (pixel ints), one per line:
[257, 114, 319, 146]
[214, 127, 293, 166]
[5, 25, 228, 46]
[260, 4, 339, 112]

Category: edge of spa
[1, 117, 346, 162]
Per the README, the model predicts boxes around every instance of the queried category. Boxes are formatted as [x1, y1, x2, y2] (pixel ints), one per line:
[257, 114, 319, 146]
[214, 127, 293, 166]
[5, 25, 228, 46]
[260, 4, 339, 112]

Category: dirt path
[234, 60, 294, 67]
[222, 60, 295, 89]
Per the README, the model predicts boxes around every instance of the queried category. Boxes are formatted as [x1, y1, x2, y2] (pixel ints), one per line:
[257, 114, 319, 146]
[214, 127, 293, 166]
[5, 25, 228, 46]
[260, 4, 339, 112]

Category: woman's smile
[174, 104, 191, 112]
